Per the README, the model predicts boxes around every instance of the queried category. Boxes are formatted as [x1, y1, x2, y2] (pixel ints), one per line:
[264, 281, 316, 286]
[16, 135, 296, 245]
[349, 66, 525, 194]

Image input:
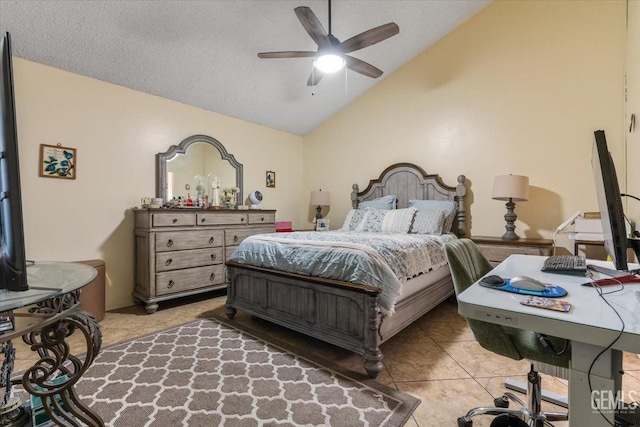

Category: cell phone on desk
[520, 296, 572, 312]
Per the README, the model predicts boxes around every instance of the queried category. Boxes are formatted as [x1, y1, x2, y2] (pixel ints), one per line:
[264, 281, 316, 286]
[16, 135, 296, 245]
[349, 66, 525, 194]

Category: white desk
[457, 255, 640, 427]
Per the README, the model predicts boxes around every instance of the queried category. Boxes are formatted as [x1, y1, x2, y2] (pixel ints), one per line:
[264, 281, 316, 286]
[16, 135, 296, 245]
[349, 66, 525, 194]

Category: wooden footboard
[225, 260, 454, 378]
[225, 260, 385, 377]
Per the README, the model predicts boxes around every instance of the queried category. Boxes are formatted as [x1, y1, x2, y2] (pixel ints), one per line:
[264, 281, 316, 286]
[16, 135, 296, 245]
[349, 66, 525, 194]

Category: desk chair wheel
[489, 414, 528, 427]
[457, 417, 473, 427]
[494, 396, 509, 408]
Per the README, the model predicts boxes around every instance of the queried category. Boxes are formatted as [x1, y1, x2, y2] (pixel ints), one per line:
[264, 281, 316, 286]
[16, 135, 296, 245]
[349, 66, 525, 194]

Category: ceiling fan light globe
[314, 54, 345, 73]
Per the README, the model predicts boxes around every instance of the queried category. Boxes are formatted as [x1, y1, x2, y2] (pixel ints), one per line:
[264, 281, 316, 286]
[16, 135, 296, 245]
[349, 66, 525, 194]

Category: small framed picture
[266, 171, 276, 188]
[39, 144, 76, 179]
[316, 218, 330, 231]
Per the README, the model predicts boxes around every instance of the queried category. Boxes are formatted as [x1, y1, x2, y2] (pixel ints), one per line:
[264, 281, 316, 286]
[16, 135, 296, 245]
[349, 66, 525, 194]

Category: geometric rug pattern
[71, 319, 419, 426]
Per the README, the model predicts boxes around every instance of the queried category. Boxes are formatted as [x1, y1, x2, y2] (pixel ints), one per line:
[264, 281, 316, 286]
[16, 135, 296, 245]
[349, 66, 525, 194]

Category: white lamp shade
[313, 54, 345, 74]
[492, 175, 529, 202]
[310, 190, 331, 206]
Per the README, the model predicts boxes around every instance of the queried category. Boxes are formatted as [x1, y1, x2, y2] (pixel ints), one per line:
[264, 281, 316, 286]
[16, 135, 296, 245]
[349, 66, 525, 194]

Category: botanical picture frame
[39, 144, 77, 179]
[266, 171, 276, 188]
[316, 218, 330, 231]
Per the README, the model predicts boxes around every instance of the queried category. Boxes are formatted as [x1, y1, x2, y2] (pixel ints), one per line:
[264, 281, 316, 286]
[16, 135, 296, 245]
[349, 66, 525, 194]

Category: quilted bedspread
[228, 231, 456, 314]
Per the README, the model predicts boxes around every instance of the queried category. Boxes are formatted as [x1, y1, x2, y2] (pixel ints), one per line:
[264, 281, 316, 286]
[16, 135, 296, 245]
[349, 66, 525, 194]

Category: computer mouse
[480, 275, 505, 286]
[509, 276, 547, 291]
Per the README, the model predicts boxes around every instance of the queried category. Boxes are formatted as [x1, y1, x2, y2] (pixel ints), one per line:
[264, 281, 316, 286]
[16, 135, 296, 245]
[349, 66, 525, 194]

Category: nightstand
[471, 236, 554, 266]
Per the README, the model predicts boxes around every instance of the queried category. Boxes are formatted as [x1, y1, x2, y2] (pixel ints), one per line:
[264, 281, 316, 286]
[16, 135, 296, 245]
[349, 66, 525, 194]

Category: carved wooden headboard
[350, 162, 468, 237]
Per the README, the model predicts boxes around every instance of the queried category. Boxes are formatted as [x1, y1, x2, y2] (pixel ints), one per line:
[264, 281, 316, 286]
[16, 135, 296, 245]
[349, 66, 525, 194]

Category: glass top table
[1, 261, 104, 427]
[0, 261, 97, 314]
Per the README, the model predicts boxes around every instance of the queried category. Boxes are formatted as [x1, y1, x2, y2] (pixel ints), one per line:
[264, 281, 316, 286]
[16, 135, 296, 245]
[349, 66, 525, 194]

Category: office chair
[444, 239, 570, 427]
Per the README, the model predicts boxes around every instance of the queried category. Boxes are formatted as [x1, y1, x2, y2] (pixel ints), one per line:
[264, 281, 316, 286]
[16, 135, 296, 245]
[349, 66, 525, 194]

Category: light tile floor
[9, 292, 640, 427]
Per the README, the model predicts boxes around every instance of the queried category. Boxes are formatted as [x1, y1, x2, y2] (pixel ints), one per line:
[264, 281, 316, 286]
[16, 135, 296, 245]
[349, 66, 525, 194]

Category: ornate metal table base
[2, 287, 103, 427]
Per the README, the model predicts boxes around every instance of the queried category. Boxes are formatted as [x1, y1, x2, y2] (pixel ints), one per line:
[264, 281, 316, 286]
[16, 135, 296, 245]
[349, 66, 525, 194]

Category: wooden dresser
[471, 236, 554, 266]
[134, 208, 275, 313]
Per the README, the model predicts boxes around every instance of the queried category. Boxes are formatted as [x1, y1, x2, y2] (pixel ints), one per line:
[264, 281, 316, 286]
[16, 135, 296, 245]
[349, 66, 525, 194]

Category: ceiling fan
[258, 0, 399, 86]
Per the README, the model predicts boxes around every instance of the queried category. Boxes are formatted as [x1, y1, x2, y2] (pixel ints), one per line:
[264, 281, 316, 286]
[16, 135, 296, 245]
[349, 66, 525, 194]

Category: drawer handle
[167, 280, 175, 289]
[260, 217, 264, 222]
[233, 235, 238, 243]
[210, 273, 216, 281]
[165, 258, 172, 266]
[211, 254, 217, 261]
[167, 239, 174, 247]
[240, 218, 245, 222]
[209, 237, 215, 244]
[201, 218, 206, 223]
[172, 218, 178, 224]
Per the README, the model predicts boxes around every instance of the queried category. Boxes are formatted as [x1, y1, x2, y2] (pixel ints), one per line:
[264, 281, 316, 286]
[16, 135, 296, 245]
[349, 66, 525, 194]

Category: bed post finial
[351, 184, 359, 209]
[455, 175, 467, 237]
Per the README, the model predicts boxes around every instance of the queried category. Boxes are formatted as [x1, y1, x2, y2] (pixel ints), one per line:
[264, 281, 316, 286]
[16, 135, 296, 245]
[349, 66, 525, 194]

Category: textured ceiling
[0, 0, 490, 135]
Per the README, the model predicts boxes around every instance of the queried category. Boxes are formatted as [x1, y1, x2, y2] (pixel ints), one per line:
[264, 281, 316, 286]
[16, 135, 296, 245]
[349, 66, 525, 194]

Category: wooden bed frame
[225, 163, 468, 377]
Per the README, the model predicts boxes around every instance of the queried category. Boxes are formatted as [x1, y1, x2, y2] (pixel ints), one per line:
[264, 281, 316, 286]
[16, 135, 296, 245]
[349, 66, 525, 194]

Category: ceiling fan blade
[338, 23, 399, 54]
[307, 70, 324, 87]
[294, 6, 330, 49]
[258, 51, 317, 59]
[344, 56, 383, 78]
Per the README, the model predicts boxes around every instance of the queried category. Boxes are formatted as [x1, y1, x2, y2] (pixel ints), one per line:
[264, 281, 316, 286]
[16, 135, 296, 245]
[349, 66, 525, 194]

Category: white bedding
[229, 231, 457, 314]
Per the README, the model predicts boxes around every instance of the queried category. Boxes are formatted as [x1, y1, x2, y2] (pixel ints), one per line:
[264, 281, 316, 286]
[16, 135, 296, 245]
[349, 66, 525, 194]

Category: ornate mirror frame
[157, 134, 243, 203]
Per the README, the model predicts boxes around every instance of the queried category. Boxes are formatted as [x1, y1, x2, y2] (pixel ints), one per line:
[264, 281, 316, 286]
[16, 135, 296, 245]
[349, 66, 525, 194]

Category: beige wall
[303, 0, 627, 251]
[14, 59, 303, 310]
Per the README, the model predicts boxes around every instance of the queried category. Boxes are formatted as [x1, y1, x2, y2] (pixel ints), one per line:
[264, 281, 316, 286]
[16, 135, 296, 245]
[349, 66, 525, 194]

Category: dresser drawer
[197, 212, 248, 226]
[156, 264, 225, 296]
[152, 213, 196, 227]
[225, 226, 275, 246]
[155, 247, 223, 272]
[248, 212, 275, 225]
[155, 230, 224, 252]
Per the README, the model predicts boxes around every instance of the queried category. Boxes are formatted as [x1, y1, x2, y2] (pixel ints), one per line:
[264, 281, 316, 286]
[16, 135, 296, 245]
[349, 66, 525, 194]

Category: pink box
[275, 221, 292, 232]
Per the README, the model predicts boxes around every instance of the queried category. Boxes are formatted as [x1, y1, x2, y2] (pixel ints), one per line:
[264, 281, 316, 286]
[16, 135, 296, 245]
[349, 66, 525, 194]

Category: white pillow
[362, 208, 417, 233]
[409, 200, 457, 233]
[340, 209, 369, 231]
[410, 209, 446, 235]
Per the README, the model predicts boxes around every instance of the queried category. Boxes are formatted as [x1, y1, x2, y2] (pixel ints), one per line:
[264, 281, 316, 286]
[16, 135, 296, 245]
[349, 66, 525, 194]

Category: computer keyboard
[541, 255, 587, 274]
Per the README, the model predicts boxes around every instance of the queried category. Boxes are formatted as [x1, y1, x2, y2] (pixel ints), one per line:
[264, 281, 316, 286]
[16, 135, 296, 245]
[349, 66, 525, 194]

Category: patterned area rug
[68, 317, 419, 426]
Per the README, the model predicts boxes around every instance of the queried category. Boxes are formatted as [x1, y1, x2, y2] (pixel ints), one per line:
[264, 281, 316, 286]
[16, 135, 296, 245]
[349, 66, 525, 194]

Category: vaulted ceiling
[0, 0, 491, 135]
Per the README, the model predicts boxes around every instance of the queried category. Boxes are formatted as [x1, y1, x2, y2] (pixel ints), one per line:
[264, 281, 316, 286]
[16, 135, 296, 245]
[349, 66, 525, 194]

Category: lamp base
[502, 199, 520, 241]
[315, 205, 323, 221]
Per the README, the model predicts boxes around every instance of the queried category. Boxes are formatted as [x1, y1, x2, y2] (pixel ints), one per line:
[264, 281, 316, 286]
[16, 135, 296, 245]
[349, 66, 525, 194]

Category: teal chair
[445, 239, 570, 427]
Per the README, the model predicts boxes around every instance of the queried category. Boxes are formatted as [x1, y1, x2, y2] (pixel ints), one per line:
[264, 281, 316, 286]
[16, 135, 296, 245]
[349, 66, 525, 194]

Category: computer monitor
[591, 130, 640, 271]
[0, 32, 28, 291]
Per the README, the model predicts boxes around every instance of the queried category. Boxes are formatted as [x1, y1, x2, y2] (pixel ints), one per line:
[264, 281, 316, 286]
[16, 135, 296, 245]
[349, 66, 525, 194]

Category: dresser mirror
[157, 135, 243, 204]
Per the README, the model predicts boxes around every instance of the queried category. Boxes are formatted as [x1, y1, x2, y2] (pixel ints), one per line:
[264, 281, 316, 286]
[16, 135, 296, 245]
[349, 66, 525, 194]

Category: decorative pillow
[410, 209, 446, 235]
[340, 209, 370, 231]
[358, 195, 396, 210]
[362, 207, 417, 233]
[409, 200, 457, 233]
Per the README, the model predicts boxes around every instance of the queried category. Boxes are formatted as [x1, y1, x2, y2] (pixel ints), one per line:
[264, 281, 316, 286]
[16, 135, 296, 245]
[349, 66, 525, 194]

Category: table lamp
[310, 190, 331, 220]
[492, 175, 529, 240]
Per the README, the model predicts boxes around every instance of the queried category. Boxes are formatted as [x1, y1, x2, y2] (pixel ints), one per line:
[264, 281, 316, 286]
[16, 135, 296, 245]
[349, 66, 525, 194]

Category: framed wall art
[266, 171, 276, 188]
[39, 144, 76, 179]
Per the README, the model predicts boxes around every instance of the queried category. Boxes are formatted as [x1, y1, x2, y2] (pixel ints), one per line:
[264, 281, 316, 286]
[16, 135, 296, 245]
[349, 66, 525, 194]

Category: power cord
[536, 333, 569, 355]
[587, 275, 626, 427]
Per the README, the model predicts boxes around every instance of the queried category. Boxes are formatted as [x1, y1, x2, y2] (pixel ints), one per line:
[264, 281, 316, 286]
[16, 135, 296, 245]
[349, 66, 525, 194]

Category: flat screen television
[0, 32, 28, 291]
[592, 129, 640, 272]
